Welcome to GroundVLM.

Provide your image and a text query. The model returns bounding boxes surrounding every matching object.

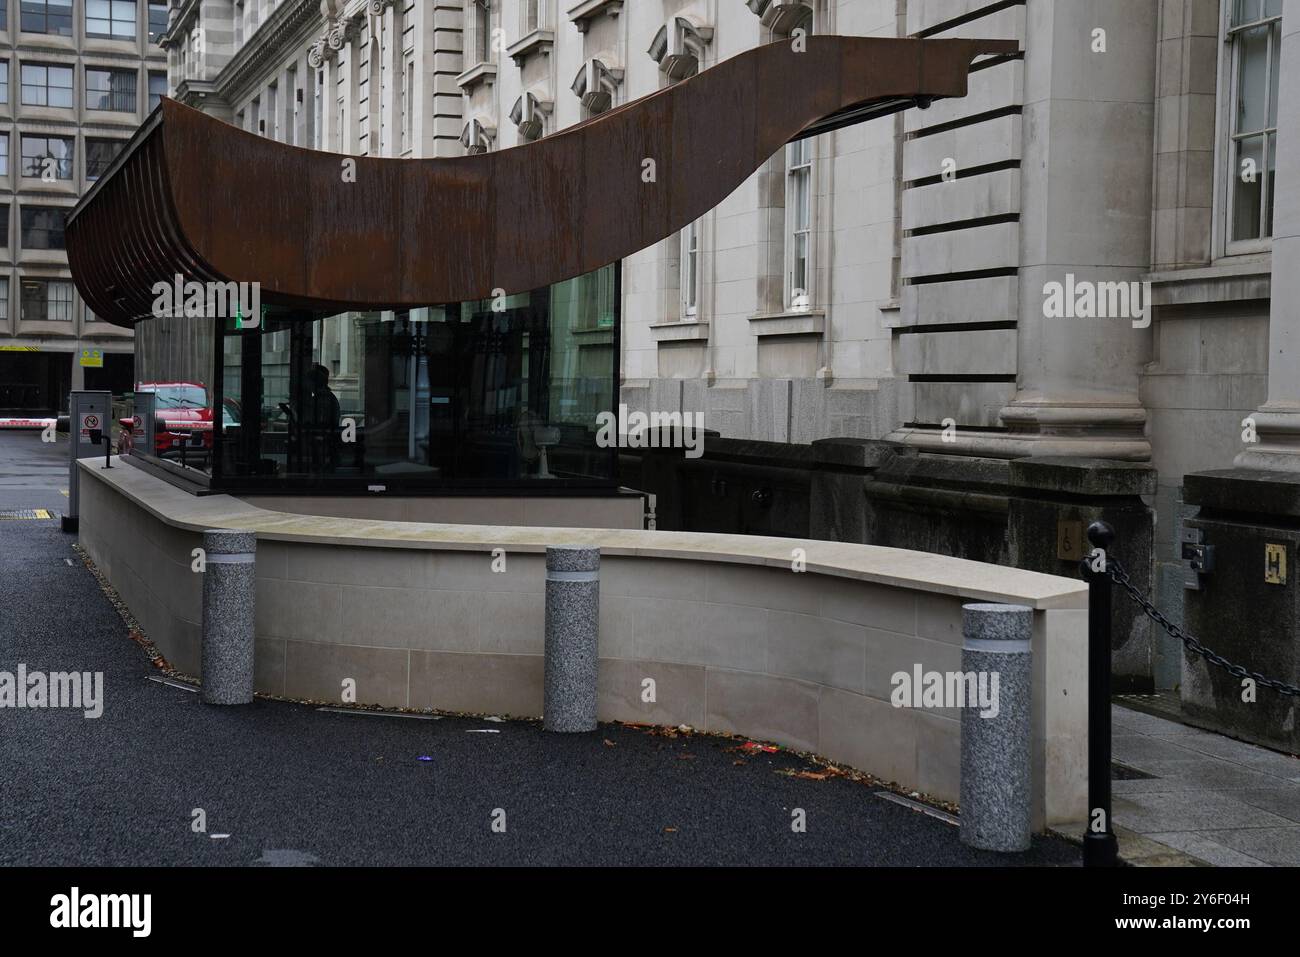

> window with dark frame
[85,137,125,181]
[86,0,137,39]
[20,0,73,36]
[20,62,73,107]
[20,204,66,249]
[148,1,167,43]
[20,278,74,320]
[148,71,165,110]
[86,67,137,112]
[20,134,73,179]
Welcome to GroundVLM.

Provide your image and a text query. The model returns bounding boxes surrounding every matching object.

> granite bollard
[543,545,599,732]
[200,528,257,705]
[959,602,1032,852]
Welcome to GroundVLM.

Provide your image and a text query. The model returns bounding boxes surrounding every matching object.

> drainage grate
[0,509,53,520]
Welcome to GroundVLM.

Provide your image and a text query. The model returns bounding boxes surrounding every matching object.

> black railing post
[1082,520,1119,867]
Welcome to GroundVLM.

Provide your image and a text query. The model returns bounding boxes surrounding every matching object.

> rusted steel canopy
[68,35,1017,328]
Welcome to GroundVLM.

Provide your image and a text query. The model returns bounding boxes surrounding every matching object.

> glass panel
[1233,134,1266,241]
[1232,0,1262,26]
[129,314,217,473]
[1265,0,1282,16]
[1265,131,1277,238]
[791,233,808,303]
[1269,22,1280,128]
[208,265,619,487]
[1236,24,1270,135]
[794,168,810,230]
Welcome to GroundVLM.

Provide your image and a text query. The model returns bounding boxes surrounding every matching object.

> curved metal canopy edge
[67,35,1018,328]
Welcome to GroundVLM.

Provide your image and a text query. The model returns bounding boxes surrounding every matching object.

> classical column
[1237,0,1300,470]
[997,0,1158,461]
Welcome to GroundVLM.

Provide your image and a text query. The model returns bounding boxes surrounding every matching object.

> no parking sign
[79,412,102,444]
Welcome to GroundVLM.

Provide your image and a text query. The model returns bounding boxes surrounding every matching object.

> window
[86,0,137,39]
[0,206,7,246]
[1224,0,1283,247]
[286,66,297,146]
[400,54,413,152]
[21,279,74,320]
[473,0,491,64]
[86,67,137,111]
[786,138,813,310]
[681,220,699,319]
[148,71,165,110]
[148,1,167,43]
[0,61,7,104]
[0,2,6,31]
[85,137,124,180]
[268,81,278,141]
[21,205,66,249]
[313,70,323,150]
[0,281,8,320]
[21,135,73,180]
[0,134,8,177]
[358,25,370,152]
[523,0,542,33]
[20,63,73,107]
[21,0,73,35]
[234,0,243,46]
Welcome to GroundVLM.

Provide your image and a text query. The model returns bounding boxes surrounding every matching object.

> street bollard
[959,602,1033,852]
[200,529,257,705]
[543,545,599,732]
[1081,521,1119,866]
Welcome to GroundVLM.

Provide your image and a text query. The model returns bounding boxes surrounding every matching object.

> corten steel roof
[67,35,1018,329]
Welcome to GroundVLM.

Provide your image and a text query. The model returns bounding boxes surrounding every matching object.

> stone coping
[82,458,1089,610]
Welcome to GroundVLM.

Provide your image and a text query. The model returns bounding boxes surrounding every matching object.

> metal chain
[1105,557,1300,698]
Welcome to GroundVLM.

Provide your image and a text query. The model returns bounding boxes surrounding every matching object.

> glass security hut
[124,271,618,492]
[66,36,1010,495]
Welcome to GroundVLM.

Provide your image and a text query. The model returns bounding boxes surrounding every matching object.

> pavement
[0,429,1082,866]
[1112,705,1300,866]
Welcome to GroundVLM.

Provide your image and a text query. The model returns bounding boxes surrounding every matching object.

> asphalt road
[0,428,1081,866]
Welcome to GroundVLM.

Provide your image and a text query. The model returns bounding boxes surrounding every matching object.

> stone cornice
[161,0,200,48]
[218,0,323,102]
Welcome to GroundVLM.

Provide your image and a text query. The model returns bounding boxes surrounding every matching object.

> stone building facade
[0,0,167,417]
[161,0,1299,695]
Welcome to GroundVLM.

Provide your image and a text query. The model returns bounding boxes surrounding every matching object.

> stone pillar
[1238,0,1300,470]
[543,545,599,732]
[959,603,1033,852]
[997,0,1158,460]
[200,529,257,705]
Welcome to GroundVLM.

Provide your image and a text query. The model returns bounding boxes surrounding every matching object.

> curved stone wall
[78,458,1088,829]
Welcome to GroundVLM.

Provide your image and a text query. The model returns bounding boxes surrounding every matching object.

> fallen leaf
[664,827,677,833]
[603,739,616,747]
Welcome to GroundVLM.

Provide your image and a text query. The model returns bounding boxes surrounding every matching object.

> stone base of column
[1180,468,1300,754]
[1234,408,1300,471]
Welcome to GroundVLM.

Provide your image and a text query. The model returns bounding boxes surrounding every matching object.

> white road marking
[316,707,442,720]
